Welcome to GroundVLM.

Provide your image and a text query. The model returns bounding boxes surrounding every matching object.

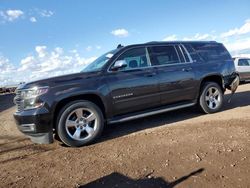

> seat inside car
[129,60,138,68]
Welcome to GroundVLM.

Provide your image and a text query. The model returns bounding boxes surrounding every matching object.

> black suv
[14,41,239,147]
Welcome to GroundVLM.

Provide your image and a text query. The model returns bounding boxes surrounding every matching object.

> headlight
[21,86,49,110]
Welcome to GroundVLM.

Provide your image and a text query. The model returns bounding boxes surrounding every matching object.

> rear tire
[56,100,104,147]
[199,82,224,114]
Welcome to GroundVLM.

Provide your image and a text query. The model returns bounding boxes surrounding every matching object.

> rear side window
[184,44,203,62]
[238,59,250,66]
[191,43,231,62]
[148,46,180,66]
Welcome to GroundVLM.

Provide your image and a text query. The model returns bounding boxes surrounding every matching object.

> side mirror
[111,60,127,71]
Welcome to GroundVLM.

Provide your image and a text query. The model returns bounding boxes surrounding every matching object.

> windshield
[81,49,118,72]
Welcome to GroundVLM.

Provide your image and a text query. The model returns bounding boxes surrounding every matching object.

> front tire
[199,82,224,114]
[56,100,104,147]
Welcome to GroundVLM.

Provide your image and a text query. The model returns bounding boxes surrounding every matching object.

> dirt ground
[0,84,250,188]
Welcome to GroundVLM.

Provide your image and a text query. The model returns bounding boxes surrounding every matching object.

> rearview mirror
[111,60,127,71]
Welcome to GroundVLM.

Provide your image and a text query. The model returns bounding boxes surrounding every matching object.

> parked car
[13,41,239,147]
[233,57,250,82]
[0,87,6,94]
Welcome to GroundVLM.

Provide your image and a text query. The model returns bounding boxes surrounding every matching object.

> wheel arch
[200,74,224,92]
[53,93,106,129]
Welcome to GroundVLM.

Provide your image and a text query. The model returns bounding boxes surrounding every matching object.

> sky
[1,0,250,86]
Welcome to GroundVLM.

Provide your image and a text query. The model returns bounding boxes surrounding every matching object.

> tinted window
[113,47,149,71]
[184,44,203,62]
[149,46,180,66]
[82,49,118,72]
[238,59,250,66]
[191,43,231,61]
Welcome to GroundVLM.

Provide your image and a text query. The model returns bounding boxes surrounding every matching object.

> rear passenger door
[148,45,198,105]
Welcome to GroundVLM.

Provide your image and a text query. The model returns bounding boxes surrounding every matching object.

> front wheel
[56,100,104,147]
[199,82,224,114]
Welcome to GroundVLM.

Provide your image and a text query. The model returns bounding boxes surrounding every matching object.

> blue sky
[1,0,250,86]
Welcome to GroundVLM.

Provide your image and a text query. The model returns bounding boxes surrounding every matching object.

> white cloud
[0,56,15,73]
[0,8,54,24]
[39,10,54,17]
[0,56,17,86]
[111,28,129,37]
[162,19,250,54]
[30,17,37,23]
[183,33,215,41]
[224,38,250,54]
[0,46,97,86]
[0,9,24,22]
[221,19,250,38]
[35,46,47,58]
[163,34,177,41]
[86,46,93,51]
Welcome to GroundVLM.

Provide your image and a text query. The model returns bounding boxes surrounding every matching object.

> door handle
[182,67,192,72]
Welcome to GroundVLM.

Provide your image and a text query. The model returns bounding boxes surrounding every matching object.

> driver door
[105,47,160,116]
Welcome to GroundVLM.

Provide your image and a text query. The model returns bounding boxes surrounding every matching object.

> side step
[108,102,196,124]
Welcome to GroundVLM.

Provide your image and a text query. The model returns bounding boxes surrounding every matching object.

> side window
[184,44,203,62]
[238,59,250,66]
[113,47,149,71]
[191,43,231,62]
[148,45,180,66]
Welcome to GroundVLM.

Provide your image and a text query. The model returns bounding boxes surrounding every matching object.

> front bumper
[13,107,53,144]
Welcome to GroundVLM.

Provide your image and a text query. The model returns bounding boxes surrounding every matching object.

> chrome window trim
[173,45,182,63]
[181,44,195,63]
[145,47,152,66]
[107,44,194,73]
[180,44,193,62]
[177,45,187,62]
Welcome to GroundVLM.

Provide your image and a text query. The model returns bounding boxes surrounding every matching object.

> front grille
[14,90,24,112]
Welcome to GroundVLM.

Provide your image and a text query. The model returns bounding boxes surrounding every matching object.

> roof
[123,41,218,48]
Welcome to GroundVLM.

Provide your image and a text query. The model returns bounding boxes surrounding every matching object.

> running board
[108,102,196,124]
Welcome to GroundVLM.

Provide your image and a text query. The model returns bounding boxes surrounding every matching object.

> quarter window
[112,47,150,71]
[191,43,231,61]
[148,46,180,66]
[238,59,250,66]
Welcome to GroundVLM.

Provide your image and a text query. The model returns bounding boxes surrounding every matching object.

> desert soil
[0,84,250,188]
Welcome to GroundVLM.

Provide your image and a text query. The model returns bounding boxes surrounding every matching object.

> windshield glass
[81,49,118,72]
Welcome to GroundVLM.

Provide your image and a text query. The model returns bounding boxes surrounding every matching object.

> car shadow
[80,168,204,188]
[0,94,15,112]
[94,90,250,145]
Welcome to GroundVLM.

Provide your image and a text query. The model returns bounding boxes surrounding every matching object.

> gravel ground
[0,84,249,188]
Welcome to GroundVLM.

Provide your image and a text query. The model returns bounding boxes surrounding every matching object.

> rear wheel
[56,100,104,147]
[199,82,224,114]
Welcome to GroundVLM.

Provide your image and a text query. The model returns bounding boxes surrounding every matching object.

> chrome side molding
[109,102,196,124]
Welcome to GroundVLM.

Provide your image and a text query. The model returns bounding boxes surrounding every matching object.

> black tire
[199,82,224,114]
[56,100,104,147]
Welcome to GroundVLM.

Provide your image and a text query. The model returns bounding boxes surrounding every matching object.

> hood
[18,71,101,90]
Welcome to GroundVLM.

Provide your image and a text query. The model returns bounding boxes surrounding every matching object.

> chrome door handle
[182,67,192,72]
